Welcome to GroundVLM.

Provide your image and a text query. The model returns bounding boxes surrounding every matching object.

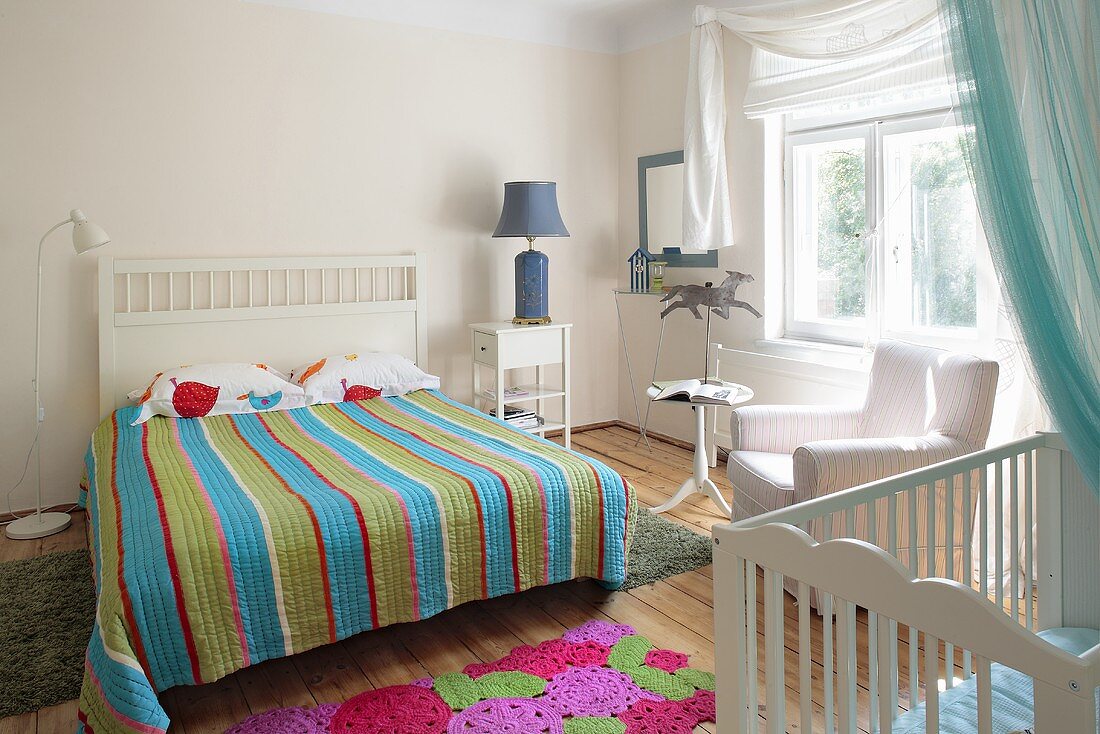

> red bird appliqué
[170,378,220,418]
[341,378,382,402]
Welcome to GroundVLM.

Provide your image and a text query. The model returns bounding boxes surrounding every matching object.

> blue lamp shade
[492,182,569,324]
[492,182,570,238]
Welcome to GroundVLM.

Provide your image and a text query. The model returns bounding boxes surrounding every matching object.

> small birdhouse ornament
[627,247,656,292]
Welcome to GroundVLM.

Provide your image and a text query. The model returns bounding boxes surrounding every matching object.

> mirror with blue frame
[638,150,717,268]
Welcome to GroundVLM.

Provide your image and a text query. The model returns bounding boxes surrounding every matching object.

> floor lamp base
[5,511,71,540]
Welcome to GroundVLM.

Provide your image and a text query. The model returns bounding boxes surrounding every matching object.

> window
[784,108,995,347]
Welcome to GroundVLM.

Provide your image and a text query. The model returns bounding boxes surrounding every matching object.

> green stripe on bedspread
[76,390,636,733]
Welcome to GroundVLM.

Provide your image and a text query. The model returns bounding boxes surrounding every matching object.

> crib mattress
[891,627,1099,734]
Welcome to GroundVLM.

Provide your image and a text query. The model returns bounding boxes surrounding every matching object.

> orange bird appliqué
[297,358,327,385]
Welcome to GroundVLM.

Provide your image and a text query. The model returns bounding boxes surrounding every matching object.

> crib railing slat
[764,569,785,734]
[865,499,877,547]
[925,482,935,577]
[923,634,939,734]
[868,610,879,729]
[1010,456,1020,622]
[1024,451,1034,631]
[995,459,1004,608]
[962,468,974,678]
[823,515,835,734]
[907,489,919,708]
[798,581,812,733]
[944,474,956,688]
[979,464,988,601]
[746,561,757,727]
[976,656,992,734]
[876,617,896,734]
[837,599,857,734]
[731,555,749,733]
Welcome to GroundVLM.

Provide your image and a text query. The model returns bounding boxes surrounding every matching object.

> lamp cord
[2,427,39,525]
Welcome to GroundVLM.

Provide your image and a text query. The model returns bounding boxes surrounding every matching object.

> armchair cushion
[792,434,968,505]
[730,405,860,455]
[728,451,795,521]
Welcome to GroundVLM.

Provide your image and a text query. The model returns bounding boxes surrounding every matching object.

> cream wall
[0,0,621,510]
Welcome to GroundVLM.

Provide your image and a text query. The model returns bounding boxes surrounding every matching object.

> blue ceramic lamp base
[513,247,551,325]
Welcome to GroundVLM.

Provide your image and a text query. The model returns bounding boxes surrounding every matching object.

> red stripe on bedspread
[109,413,154,681]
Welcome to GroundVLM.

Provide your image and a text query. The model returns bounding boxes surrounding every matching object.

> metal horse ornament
[659,271,763,320]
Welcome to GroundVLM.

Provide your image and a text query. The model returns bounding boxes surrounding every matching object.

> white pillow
[288,352,440,404]
[129,363,307,425]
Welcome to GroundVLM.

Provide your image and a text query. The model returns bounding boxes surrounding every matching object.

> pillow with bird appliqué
[128,363,307,425]
[288,352,440,405]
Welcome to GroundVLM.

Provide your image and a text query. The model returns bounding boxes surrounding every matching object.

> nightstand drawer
[473,331,498,366]
[497,329,562,369]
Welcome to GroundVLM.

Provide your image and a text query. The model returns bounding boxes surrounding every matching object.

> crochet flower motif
[543,666,661,718]
[463,640,612,681]
[643,649,689,674]
[563,620,637,647]
[226,703,337,734]
[616,699,697,734]
[615,690,715,734]
[566,640,611,667]
[448,697,564,734]
[331,685,451,734]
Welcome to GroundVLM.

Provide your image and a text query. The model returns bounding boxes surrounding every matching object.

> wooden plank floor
[0,425,976,733]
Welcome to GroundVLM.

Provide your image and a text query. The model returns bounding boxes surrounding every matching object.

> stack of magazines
[489,405,544,430]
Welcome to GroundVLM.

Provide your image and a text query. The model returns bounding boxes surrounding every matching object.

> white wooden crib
[713,432,1100,733]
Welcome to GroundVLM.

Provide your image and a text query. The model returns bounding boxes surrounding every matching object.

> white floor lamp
[6,209,110,540]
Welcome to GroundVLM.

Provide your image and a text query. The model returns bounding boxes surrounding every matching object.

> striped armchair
[728,340,999,529]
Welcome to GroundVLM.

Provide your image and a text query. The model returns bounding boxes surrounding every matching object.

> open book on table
[651,378,747,406]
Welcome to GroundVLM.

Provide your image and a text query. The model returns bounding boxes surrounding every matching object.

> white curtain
[683,0,945,250]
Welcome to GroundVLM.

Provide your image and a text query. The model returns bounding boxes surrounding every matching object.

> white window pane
[792,138,867,327]
[884,126,980,332]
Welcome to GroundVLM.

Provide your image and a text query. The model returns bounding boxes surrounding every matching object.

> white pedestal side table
[646,382,753,518]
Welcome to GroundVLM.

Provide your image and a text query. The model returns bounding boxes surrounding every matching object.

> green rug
[621,510,712,590]
[0,549,95,718]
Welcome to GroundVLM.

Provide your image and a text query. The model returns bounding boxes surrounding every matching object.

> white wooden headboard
[98,254,427,417]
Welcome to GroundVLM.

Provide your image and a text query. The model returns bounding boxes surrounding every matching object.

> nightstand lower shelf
[479,384,567,404]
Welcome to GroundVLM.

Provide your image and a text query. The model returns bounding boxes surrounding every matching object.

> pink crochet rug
[225,620,716,734]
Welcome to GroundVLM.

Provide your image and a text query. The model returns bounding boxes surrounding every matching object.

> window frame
[782,105,996,351]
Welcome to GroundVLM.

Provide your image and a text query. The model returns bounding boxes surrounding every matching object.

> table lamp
[6,209,110,540]
[492,181,569,325]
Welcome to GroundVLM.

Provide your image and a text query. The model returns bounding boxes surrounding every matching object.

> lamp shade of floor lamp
[6,209,111,540]
[492,182,569,325]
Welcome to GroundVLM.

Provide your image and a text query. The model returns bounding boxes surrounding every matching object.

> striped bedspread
[76,390,636,733]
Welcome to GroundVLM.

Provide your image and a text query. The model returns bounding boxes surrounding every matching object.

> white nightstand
[470,321,572,449]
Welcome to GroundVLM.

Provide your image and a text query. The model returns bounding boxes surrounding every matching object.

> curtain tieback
[693,5,718,26]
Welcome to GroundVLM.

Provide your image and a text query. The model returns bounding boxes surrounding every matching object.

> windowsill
[752,337,872,372]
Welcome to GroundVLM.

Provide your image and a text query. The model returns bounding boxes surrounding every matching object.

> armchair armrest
[793,434,968,505]
[730,405,860,454]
